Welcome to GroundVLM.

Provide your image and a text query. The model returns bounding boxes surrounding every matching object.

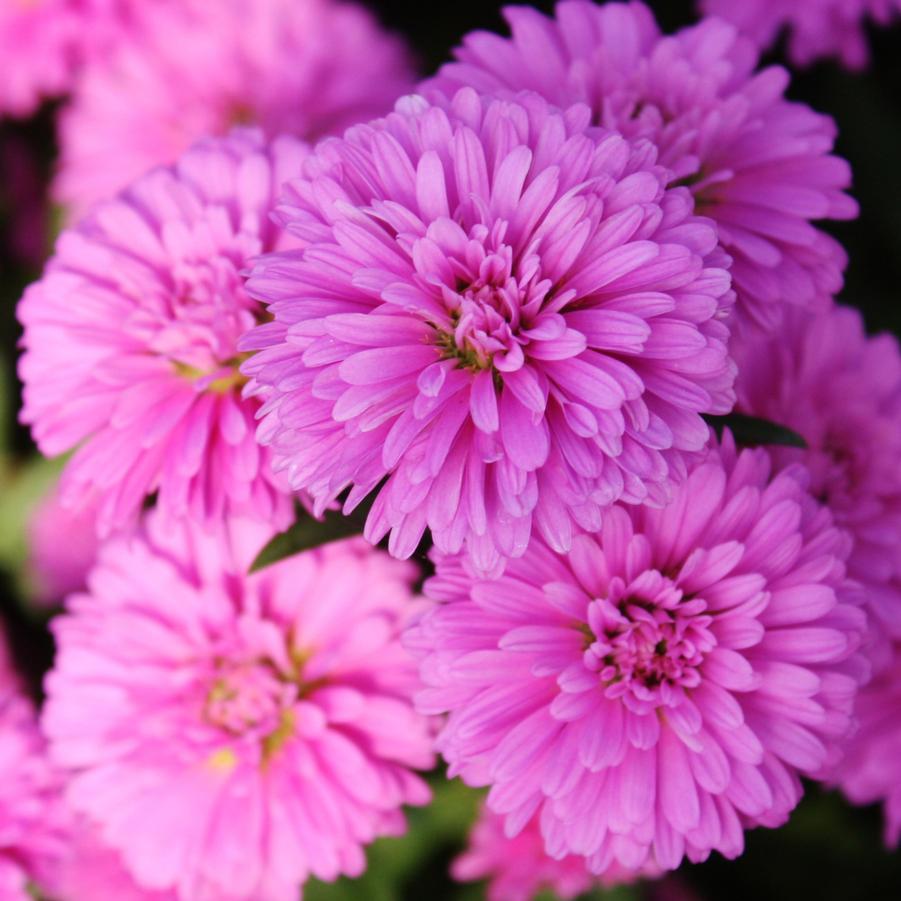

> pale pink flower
[426,1,857,332]
[19,130,306,535]
[55,0,415,218]
[43,514,433,901]
[700,0,901,69]
[242,88,735,575]
[734,303,901,670]
[454,804,658,901]
[406,436,867,873]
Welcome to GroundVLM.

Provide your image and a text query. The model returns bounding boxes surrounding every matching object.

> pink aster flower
[829,649,901,846]
[406,436,868,873]
[19,129,306,534]
[0,0,77,117]
[42,514,434,901]
[454,804,658,901]
[734,304,901,670]
[54,0,415,218]
[242,88,735,575]
[426,1,857,332]
[699,0,901,69]
[27,481,99,606]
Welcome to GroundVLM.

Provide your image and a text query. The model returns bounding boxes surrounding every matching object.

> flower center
[204,660,297,738]
[584,576,715,710]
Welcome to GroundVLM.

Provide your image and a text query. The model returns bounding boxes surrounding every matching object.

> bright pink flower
[242,89,735,575]
[734,304,901,670]
[27,481,99,606]
[0,0,77,117]
[699,0,901,69]
[830,649,901,846]
[426,1,857,332]
[43,514,433,901]
[20,130,305,535]
[54,0,415,218]
[406,436,867,873]
[454,804,657,901]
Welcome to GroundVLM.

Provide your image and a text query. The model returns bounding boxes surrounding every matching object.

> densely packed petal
[454,803,658,901]
[242,88,735,574]
[734,303,901,669]
[20,129,306,534]
[699,0,901,69]
[43,515,434,901]
[426,1,857,332]
[54,0,415,217]
[406,436,868,873]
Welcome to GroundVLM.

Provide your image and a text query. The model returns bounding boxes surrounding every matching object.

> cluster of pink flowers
[6,0,901,899]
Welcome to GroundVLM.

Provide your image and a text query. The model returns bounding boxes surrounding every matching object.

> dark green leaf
[703,413,807,449]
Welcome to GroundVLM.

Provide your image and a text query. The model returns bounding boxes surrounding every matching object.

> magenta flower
[0,0,77,117]
[454,804,658,901]
[19,130,305,534]
[242,89,735,575]
[699,0,901,69]
[43,513,433,901]
[734,304,901,670]
[829,650,901,846]
[406,436,867,873]
[426,1,857,332]
[54,0,415,218]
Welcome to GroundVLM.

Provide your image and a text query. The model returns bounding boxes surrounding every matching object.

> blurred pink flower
[55,0,415,218]
[734,304,901,670]
[20,130,305,535]
[454,804,658,901]
[426,1,857,332]
[27,482,99,606]
[406,436,868,873]
[242,88,735,575]
[699,0,901,69]
[43,514,433,901]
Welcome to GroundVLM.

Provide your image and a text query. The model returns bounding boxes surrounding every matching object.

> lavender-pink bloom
[406,436,867,873]
[243,89,735,574]
[20,130,305,534]
[734,303,901,670]
[43,514,433,901]
[55,0,415,218]
[426,1,857,332]
[700,0,901,69]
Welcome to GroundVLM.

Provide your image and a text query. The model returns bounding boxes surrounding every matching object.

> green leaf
[703,412,807,449]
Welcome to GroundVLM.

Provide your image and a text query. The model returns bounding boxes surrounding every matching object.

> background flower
[243,88,734,575]
[43,514,434,901]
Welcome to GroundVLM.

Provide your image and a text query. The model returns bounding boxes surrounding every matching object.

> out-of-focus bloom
[20,130,306,535]
[242,88,735,575]
[830,650,901,846]
[0,646,67,900]
[0,0,76,117]
[426,1,857,332]
[27,481,99,606]
[454,804,657,901]
[734,304,901,669]
[699,0,901,69]
[406,437,867,873]
[55,0,415,217]
[43,514,433,901]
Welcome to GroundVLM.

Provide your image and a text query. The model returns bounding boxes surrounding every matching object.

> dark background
[1,1,900,898]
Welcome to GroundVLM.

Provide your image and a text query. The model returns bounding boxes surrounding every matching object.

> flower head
[243,88,735,575]
[699,0,901,69]
[20,129,306,534]
[454,804,657,901]
[406,436,867,873]
[734,304,901,669]
[55,0,415,217]
[426,1,857,332]
[43,514,433,901]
